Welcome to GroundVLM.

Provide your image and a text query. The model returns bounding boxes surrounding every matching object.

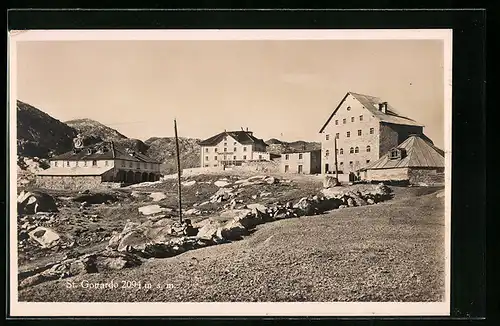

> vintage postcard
[8,29,452,316]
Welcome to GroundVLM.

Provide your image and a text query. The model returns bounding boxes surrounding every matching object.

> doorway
[298,165,303,174]
[324,163,329,173]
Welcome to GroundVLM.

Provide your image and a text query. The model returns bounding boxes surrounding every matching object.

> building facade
[280,150,321,174]
[199,129,269,167]
[319,92,424,175]
[36,140,162,190]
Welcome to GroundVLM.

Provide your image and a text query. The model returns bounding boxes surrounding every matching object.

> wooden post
[174,119,183,224]
[334,136,339,180]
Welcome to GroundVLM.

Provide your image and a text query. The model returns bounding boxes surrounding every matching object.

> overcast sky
[16,40,445,148]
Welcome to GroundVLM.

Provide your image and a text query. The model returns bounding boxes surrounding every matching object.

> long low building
[36,140,162,190]
[359,134,444,185]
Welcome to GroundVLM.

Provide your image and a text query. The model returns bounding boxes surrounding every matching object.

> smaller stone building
[36,140,162,190]
[359,135,444,185]
[280,150,321,175]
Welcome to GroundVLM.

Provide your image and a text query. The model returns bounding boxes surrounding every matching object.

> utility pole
[174,119,183,224]
[334,136,339,181]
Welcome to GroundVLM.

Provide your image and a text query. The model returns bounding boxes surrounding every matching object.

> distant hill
[145,137,201,174]
[266,138,321,155]
[17,100,78,158]
[65,118,149,154]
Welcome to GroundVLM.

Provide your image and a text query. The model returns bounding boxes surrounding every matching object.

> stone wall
[230,160,280,174]
[408,168,445,185]
[36,175,103,191]
[364,168,409,182]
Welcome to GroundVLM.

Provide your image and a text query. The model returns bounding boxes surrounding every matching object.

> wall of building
[364,168,409,181]
[320,94,381,174]
[201,134,255,167]
[280,152,315,174]
[51,159,160,172]
[408,168,445,185]
[252,151,270,161]
[379,123,424,157]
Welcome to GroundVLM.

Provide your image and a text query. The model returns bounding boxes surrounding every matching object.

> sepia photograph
[8,29,452,316]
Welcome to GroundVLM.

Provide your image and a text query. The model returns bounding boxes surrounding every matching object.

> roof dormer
[389,147,406,160]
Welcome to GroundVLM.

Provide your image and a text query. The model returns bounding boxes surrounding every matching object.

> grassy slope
[18,186,444,302]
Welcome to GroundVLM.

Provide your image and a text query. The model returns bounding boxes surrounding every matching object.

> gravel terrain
[18,186,445,302]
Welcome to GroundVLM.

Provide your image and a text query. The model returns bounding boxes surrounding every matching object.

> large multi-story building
[36,138,162,189]
[318,91,425,175]
[198,129,269,167]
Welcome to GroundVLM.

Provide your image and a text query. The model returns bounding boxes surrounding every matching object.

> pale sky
[16,40,445,148]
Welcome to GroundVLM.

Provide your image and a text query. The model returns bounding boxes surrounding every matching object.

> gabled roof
[199,130,268,147]
[319,91,423,133]
[51,141,160,163]
[361,135,445,170]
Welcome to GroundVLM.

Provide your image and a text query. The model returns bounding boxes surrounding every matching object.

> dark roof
[319,91,423,133]
[361,135,445,171]
[199,130,268,147]
[51,141,160,164]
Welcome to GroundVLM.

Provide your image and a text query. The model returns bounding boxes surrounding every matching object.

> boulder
[28,226,60,248]
[17,191,58,215]
[214,180,231,188]
[367,198,375,205]
[246,203,267,214]
[265,176,276,184]
[149,192,167,202]
[73,192,118,205]
[117,231,149,252]
[93,250,142,271]
[260,192,272,198]
[184,208,201,216]
[138,204,169,216]
[225,209,262,230]
[197,220,222,240]
[181,180,197,187]
[323,175,339,188]
[347,198,355,207]
[217,220,247,241]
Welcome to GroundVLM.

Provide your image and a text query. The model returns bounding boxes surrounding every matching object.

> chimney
[246,127,248,132]
[378,102,388,113]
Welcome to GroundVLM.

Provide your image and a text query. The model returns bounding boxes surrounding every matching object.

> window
[92,160,97,166]
[223,136,227,141]
[340,162,344,167]
[259,155,262,160]
[224,148,227,152]
[285,154,289,160]
[351,117,355,122]
[215,148,218,152]
[84,161,88,167]
[298,153,303,159]
[214,156,217,160]
[121,161,125,167]
[298,165,303,173]
[233,147,237,152]
[224,142,227,146]
[370,127,374,134]
[243,155,247,160]
[349,161,353,166]
[359,115,363,121]
[335,149,338,155]
[346,131,350,137]
[366,145,371,152]
[284,165,289,172]
[205,148,208,153]
[340,148,343,155]
[224,155,227,160]
[366,160,371,164]
[54,161,58,167]
[325,150,329,157]
[205,164,209,167]
[205,156,209,161]
[335,120,338,125]
[129,161,133,167]
[347,106,351,111]
[335,133,339,139]
[350,147,354,154]
[233,156,237,160]
[358,130,362,136]
[105,161,109,166]
[355,147,359,153]
[326,134,330,140]
[243,147,247,152]
[233,142,237,145]
[343,118,346,124]
[66,161,70,167]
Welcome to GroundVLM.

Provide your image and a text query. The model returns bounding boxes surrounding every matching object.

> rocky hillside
[65,118,149,154]
[266,138,321,155]
[17,100,78,158]
[144,137,201,174]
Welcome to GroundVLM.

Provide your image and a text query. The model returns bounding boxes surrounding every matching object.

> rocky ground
[16,172,445,302]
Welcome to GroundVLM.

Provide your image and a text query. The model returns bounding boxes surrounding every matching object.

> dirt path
[18,188,445,302]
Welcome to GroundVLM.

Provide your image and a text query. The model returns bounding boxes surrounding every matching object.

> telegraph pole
[174,119,183,224]
[334,136,339,181]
